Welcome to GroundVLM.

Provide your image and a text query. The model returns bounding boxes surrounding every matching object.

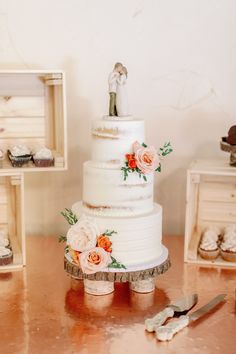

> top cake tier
[91,116,145,168]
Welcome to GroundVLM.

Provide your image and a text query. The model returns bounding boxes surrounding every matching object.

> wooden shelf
[0,172,25,271]
[0,70,67,172]
[184,158,236,267]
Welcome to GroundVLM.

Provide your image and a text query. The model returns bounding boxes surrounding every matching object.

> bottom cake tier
[72,202,163,268]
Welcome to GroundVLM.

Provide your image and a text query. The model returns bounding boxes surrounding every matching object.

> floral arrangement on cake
[59,208,126,274]
[121,141,173,181]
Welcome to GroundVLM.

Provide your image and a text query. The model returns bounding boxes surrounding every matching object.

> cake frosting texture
[83,161,153,216]
[91,117,145,167]
[74,115,163,269]
[72,202,162,267]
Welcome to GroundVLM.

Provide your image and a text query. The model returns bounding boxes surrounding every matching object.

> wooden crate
[0,172,25,271]
[0,70,67,171]
[184,159,236,267]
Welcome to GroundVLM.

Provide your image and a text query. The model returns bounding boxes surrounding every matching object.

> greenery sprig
[58,235,67,243]
[61,208,78,225]
[159,142,173,157]
[121,163,147,181]
[103,230,117,237]
[108,256,126,269]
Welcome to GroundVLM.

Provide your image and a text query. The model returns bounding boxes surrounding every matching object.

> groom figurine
[108,62,123,116]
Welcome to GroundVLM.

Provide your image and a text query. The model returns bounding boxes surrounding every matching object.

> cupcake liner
[198,247,220,260]
[220,249,236,262]
[33,158,54,167]
[8,150,32,167]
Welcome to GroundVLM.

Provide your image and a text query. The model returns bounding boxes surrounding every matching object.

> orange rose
[125,153,137,169]
[97,235,112,253]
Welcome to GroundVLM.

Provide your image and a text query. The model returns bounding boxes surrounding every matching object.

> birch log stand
[64,246,170,295]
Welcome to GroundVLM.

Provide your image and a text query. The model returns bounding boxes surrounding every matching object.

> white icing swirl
[224,231,236,242]
[10,144,30,156]
[0,247,11,257]
[0,238,9,247]
[202,229,219,243]
[221,238,236,252]
[34,147,53,160]
[0,149,4,159]
[200,239,218,251]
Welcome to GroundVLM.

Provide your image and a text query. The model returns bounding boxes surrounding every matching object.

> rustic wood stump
[129,277,155,293]
[84,279,114,295]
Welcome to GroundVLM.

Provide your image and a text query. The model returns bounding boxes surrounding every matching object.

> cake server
[145,293,198,332]
[155,293,226,341]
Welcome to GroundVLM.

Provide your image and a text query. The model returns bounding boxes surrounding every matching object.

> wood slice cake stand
[220,140,236,166]
[64,246,170,295]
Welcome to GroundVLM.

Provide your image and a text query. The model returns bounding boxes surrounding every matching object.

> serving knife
[145,293,198,332]
[155,293,226,341]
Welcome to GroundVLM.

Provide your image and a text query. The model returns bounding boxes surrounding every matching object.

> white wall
[0,0,235,236]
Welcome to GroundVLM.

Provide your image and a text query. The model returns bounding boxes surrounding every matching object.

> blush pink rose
[79,247,112,274]
[66,215,99,252]
[133,141,159,174]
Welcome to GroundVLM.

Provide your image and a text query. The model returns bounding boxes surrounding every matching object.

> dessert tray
[64,245,170,282]
[220,140,236,166]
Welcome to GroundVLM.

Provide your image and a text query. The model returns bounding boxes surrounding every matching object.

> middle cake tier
[83,161,154,217]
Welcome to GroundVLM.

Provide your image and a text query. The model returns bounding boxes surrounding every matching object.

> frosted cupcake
[8,144,32,167]
[33,147,54,167]
[220,231,236,262]
[198,227,220,260]
[0,246,13,266]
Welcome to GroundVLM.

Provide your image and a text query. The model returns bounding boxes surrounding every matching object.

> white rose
[66,215,99,252]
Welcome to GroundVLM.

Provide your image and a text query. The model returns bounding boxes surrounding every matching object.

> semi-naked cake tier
[72,202,163,267]
[91,116,144,167]
[83,161,153,216]
[67,115,167,273]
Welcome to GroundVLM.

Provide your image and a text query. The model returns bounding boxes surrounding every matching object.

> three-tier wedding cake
[63,64,171,294]
[72,116,164,268]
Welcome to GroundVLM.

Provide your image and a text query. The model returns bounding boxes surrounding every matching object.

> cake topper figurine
[108,62,129,117]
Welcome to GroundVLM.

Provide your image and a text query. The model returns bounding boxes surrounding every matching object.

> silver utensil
[156,294,226,341]
[145,293,198,332]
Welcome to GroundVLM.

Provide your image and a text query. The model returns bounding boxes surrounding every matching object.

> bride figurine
[116,66,129,117]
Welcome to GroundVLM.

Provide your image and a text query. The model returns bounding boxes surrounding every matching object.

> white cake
[72,115,163,269]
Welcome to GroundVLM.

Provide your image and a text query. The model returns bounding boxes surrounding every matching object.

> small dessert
[226,126,236,145]
[33,147,54,167]
[8,144,32,167]
[0,247,13,266]
[198,227,220,260]
[220,231,236,262]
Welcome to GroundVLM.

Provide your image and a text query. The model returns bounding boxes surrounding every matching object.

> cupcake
[220,231,236,262]
[33,147,54,167]
[198,227,220,260]
[8,144,32,167]
[0,247,13,266]
[226,126,236,145]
